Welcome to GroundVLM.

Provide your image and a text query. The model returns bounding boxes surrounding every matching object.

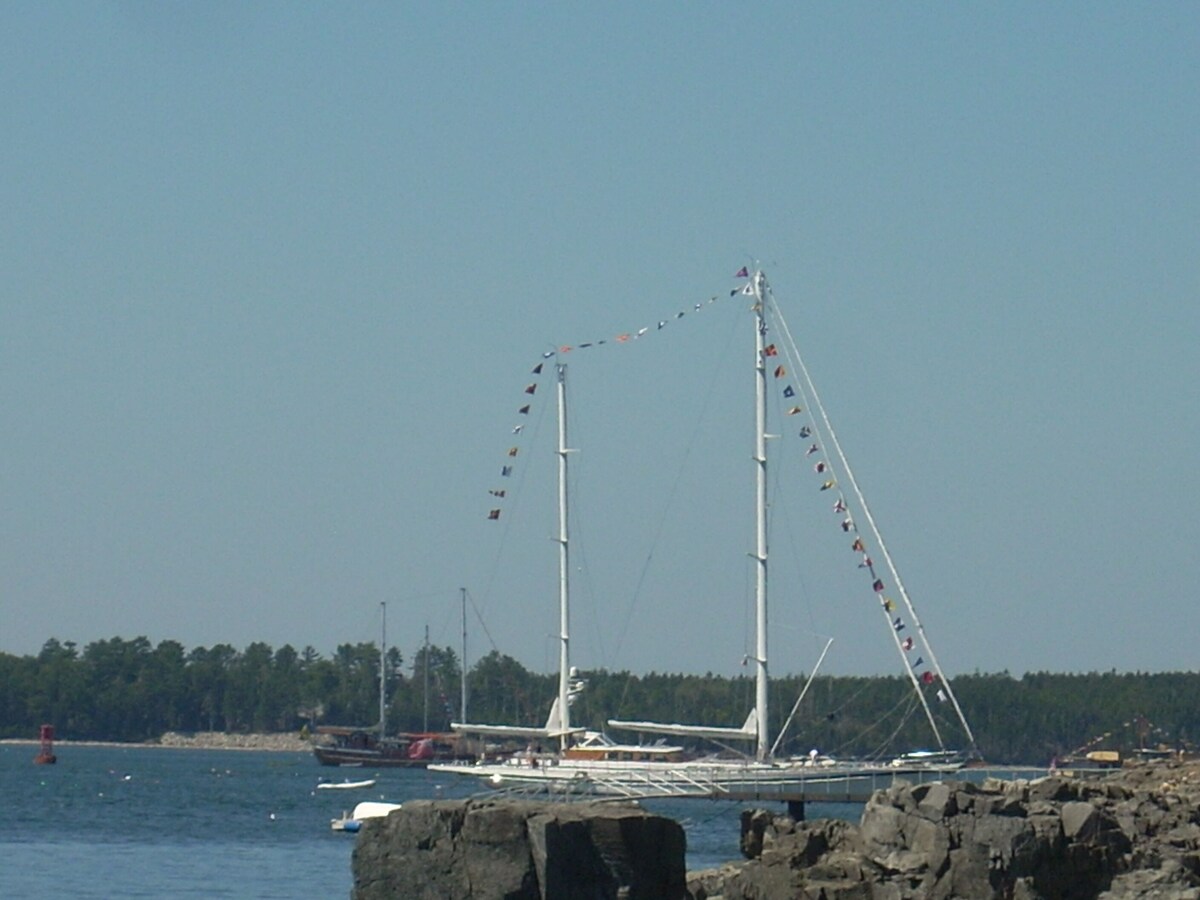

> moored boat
[431,268,977,796]
[316,777,377,790]
[312,602,477,768]
[330,800,402,833]
[313,726,472,768]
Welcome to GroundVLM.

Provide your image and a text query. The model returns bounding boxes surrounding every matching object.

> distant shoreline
[0,731,310,753]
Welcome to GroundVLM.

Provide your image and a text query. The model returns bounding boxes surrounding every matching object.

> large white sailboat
[429,269,976,796]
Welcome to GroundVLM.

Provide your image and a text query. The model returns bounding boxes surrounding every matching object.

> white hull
[427,755,952,797]
[316,778,377,790]
[330,800,401,832]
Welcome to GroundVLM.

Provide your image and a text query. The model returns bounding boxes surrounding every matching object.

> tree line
[2,636,1197,765]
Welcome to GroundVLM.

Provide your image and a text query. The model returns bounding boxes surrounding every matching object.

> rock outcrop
[352,797,688,900]
[690,760,1200,900]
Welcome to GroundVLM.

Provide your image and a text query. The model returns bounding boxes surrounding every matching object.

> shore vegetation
[1,637,1196,764]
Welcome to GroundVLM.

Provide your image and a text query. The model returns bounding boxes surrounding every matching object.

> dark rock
[687,864,739,900]
[858,802,907,858]
[701,761,1200,899]
[353,801,534,900]
[739,808,771,860]
[1061,800,1103,841]
[352,798,686,900]
[911,781,956,820]
[1029,776,1081,804]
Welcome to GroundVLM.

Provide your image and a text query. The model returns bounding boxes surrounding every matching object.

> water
[0,744,861,897]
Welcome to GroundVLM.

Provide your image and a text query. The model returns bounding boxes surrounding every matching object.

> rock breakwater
[157,731,309,751]
[350,762,1200,899]
[693,759,1200,899]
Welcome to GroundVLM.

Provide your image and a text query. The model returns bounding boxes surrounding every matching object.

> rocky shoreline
[689,758,1200,899]
[351,760,1200,899]
[0,731,311,752]
[157,731,310,751]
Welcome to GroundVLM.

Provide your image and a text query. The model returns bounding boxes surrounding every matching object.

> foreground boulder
[692,760,1200,899]
[352,797,687,900]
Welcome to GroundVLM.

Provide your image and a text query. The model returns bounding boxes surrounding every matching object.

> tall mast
[555,363,572,750]
[379,601,387,741]
[460,586,468,723]
[751,271,770,762]
[423,623,430,733]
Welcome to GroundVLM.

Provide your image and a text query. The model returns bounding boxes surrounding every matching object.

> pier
[489,764,1063,821]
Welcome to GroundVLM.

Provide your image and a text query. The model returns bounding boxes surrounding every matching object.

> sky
[2,2,1197,680]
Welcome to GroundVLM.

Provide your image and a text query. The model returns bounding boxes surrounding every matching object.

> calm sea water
[0,744,861,897]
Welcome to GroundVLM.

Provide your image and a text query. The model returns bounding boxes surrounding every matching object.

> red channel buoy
[34,723,57,765]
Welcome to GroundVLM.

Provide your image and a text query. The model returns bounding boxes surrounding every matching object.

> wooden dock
[578,765,1062,820]
[482,764,1066,821]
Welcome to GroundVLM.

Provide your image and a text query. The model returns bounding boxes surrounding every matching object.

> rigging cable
[766,290,977,755]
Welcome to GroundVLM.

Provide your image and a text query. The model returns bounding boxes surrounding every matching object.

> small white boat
[330,800,402,832]
[316,778,377,790]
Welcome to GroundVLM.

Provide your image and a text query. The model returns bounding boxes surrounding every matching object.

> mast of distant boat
[379,601,387,742]
[460,586,468,724]
[750,270,771,762]
[555,363,573,750]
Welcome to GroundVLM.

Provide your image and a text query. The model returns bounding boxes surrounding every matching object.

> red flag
[774,365,786,378]
[922,671,936,685]
[873,579,885,592]
[851,538,865,552]
[524,383,537,395]
[735,266,749,278]
[763,344,778,357]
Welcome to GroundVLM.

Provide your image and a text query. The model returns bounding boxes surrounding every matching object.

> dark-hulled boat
[312,726,473,767]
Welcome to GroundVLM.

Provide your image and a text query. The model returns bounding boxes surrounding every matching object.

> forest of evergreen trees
[2,636,1197,765]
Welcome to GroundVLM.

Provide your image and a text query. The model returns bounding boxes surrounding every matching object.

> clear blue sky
[3,2,1197,678]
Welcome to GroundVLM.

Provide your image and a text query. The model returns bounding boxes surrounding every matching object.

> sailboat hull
[314,745,431,768]
[312,729,475,768]
[427,755,956,797]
